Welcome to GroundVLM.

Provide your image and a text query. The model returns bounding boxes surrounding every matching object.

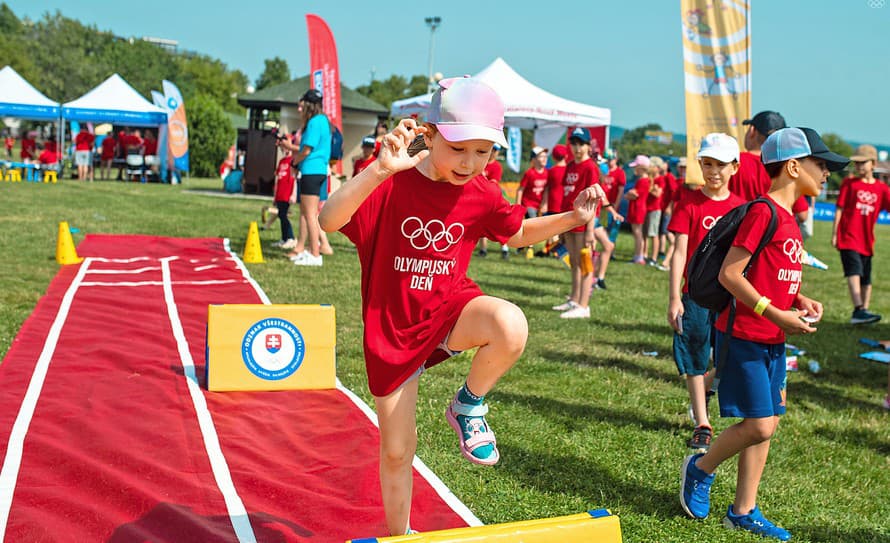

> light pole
[424,16,441,92]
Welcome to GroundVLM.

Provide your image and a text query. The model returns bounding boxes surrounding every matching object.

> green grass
[1,178,889,542]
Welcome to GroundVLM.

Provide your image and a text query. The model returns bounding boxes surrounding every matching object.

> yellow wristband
[753,296,771,316]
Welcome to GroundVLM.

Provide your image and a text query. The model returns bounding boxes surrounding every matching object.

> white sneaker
[552,300,577,311]
[289,251,309,262]
[281,238,297,249]
[271,240,286,248]
[294,252,323,266]
[559,305,590,319]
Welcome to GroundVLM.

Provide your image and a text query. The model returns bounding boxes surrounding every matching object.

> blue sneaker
[680,453,715,519]
[723,505,791,541]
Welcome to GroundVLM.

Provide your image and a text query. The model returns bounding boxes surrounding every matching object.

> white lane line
[0,259,93,542]
[86,267,160,275]
[222,239,483,528]
[159,257,257,543]
[194,265,218,272]
[81,280,244,287]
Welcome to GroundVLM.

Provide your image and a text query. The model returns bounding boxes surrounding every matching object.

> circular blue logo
[241,318,305,380]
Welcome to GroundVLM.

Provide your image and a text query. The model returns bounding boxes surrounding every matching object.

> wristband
[753,296,771,316]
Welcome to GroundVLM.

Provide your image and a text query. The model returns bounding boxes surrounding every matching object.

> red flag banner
[306,14,342,132]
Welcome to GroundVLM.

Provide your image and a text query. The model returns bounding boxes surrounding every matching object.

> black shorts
[840,249,872,285]
[299,174,327,197]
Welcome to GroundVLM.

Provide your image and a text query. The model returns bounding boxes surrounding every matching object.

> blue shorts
[672,294,713,376]
[592,215,601,229]
[659,212,672,236]
[714,331,787,419]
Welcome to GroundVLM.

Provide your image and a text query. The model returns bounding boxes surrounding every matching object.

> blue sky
[7,0,890,143]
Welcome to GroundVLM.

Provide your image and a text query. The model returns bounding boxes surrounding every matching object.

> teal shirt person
[299,114,331,175]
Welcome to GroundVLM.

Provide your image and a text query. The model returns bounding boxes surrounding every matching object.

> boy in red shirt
[832,144,890,324]
[74,126,95,181]
[4,133,13,159]
[100,133,117,180]
[668,133,744,453]
[320,77,604,536]
[20,134,35,163]
[730,111,785,201]
[515,146,549,218]
[352,136,377,177]
[601,151,626,243]
[681,127,847,541]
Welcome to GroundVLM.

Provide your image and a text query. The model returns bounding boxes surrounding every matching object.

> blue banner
[814,201,890,225]
[506,126,521,173]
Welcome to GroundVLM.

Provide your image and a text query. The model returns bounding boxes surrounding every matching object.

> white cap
[697,133,740,163]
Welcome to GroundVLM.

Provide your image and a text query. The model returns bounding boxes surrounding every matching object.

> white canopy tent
[391,58,611,151]
[0,66,61,120]
[62,73,167,126]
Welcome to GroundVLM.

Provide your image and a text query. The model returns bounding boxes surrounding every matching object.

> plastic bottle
[807,360,821,374]
[580,247,594,275]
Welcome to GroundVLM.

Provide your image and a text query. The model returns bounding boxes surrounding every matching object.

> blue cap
[361,136,376,147]
[569,127,591,144]
[761,127,849,172]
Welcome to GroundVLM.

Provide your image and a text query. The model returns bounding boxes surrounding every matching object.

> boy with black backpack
[667,133,745,453]
[680,127,848,541]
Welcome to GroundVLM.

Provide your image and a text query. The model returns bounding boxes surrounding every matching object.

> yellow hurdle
[43,170,58,183]
[5,169,21,182]
[347,509,622,543]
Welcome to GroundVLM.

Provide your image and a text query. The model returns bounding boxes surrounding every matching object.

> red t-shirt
[546,164,566,213]
[518,167,548,209]
[101,137,117,160]
[75,131,95,151]
[20,137,35,160]
[729,152,772,201]
[836,177,890,256]
[647,175,666,212]
[601,166,626,205]
[353,156,376,177]
[715,196,803,344]
[38,149,58,165]
[661,173,679,211]
[561,158,598,231]
[143,138,158,156]
[340,167,524,396]
[4,137,13,150]
[626,176,650,225]
[483,160,503,182]
[274,156,295,202]
[669,190,745,292]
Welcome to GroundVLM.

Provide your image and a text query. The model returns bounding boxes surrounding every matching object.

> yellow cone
[242,221,264,263]
[56,221,84,265]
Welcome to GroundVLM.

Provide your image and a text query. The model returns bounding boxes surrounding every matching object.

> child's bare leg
[374,378,420,536]
[631,224,644,260]
[695,416,778,475]
[734,436,772,515]
[594,227,613,280]
[846,275,864,308]
[449,296,528,395]
[862,283,872,309]
[686,375,710,428]
[564,233,584,304]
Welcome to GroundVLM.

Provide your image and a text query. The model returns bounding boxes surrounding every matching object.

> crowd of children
[311,74,890,540]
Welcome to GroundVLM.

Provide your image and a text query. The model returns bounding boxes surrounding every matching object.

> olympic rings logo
[857,190,878,205]
[401,217,465,252]
[783,238,803,264]
[701,215,722,230]
[867,0,885,9]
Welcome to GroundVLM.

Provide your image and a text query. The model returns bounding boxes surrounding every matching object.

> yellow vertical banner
[681,0,751,184]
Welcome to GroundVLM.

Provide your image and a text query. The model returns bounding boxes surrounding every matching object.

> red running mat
[0,235,476,542]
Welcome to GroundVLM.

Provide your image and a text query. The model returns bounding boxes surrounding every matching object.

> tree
[187,94,234,177]
[355,74,428,114]
[613,123,686,161]
[821,132,855,191]
[255,57,290,91]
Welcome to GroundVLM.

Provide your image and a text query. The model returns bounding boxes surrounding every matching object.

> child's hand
[775,309,817,336]
[377,119,430,178]
[795,295,824,323]
[571,184,606,224]
[625,189,639,201]
[668,298,684,332]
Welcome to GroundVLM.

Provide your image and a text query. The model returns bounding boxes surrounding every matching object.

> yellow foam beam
[347,509,621,543]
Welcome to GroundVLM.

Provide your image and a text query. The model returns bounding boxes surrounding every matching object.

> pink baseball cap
[428,76,508,147]
[628,154,651,168]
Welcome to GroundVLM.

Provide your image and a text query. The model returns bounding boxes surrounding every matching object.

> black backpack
[687,197,778,312]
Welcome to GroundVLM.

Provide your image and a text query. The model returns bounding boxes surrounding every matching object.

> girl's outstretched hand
[571,184,606,225]
[377,119,430,178]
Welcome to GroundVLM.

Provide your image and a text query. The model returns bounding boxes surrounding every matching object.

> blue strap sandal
[445,398,500,465]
